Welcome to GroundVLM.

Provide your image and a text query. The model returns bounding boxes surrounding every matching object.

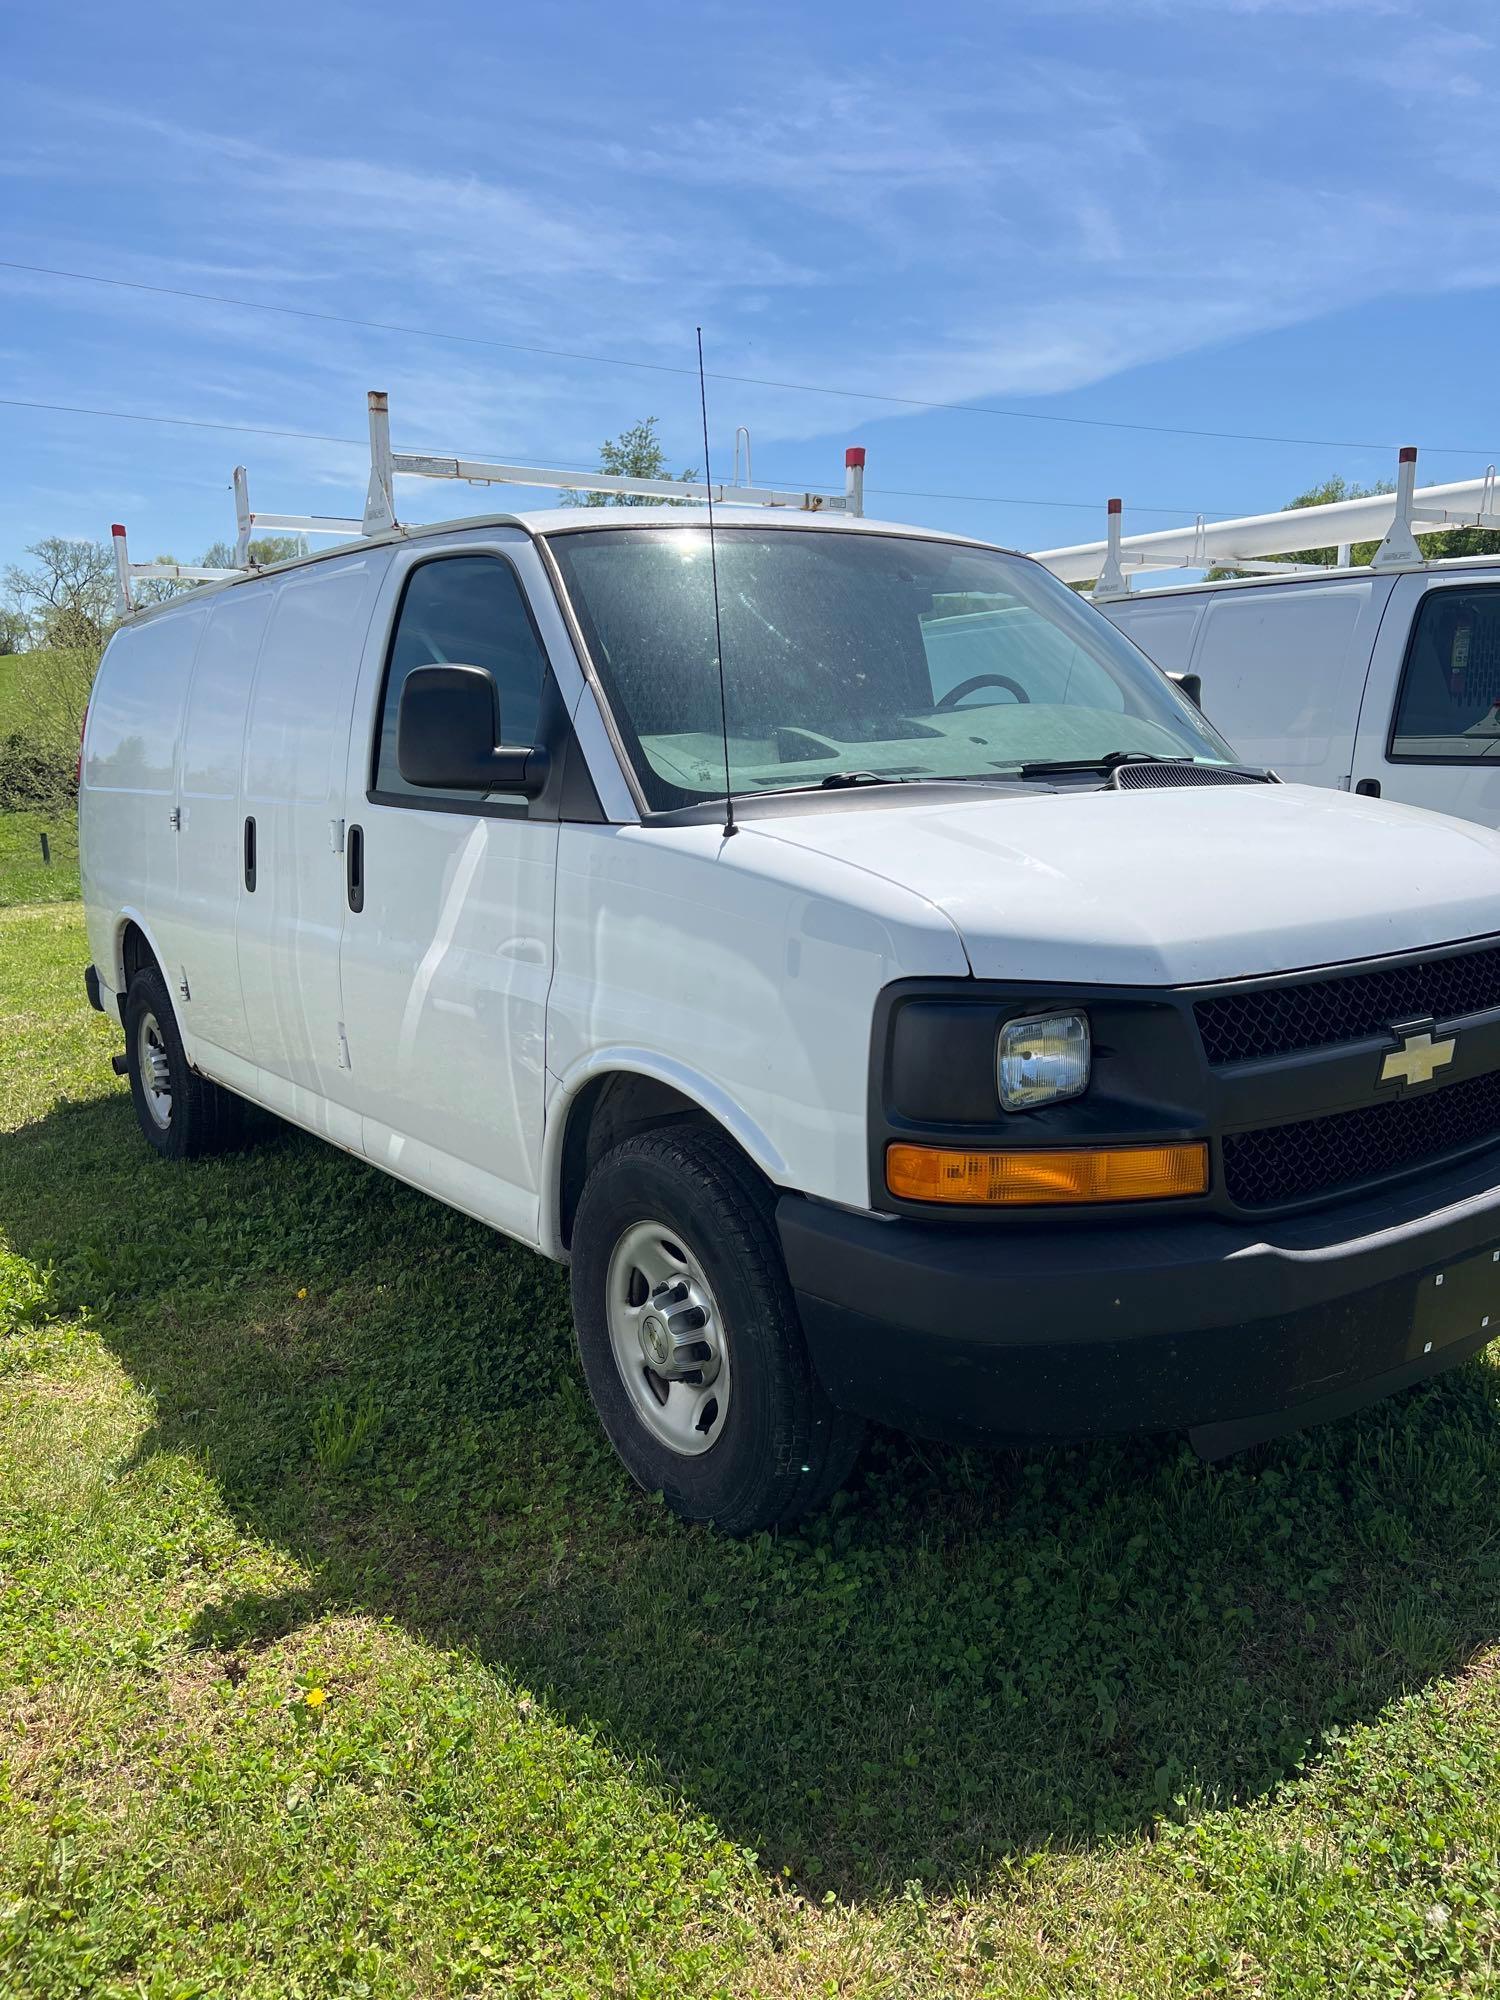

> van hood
[747,781,1500,986]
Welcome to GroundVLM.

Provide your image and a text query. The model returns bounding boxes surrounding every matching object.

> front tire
[123,964,245,1159]
[570,1128,864,1533]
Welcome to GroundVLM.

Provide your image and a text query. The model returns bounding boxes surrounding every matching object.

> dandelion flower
[304,1686,327,1709]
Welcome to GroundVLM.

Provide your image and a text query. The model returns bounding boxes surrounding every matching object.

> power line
[3,257,1496,460]
[0,393,1254,519]
[0,394,359,448]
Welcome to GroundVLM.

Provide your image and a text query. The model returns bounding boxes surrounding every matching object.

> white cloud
[7,16,1500,517]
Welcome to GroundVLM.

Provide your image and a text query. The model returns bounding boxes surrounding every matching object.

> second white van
[1098,559,1500,823]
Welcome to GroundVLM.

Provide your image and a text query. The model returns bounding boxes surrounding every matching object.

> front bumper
[778,1146,1500,1455]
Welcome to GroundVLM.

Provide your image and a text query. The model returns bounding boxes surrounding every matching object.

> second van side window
[1391,587,1500,761]
[374,555,547,804]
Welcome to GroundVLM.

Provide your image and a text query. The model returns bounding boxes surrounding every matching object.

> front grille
[1196,941,1500,1066]
[1223,1068,1500,1207]
[1108,761,1267,790]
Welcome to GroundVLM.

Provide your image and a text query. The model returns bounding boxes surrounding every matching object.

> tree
[4,643,96,810]
[558,417,698,507]
[126,533,309,610]
[4,536,117,653]
[0,607,29,655]
[200,534,307,570]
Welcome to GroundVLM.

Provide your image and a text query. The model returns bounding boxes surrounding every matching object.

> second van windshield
[547,525,1236,810]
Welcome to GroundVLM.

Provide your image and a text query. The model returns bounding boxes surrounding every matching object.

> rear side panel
[80,604,208,999]
[1100,593,1204,676]
[1106,576,1394,788]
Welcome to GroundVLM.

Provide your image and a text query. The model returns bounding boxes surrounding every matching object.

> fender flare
[537,1048,789,1260]
[112,908,198,1058]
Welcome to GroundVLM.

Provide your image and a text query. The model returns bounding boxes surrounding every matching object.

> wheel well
[559,1072,733,1248]
[119,921,156,991]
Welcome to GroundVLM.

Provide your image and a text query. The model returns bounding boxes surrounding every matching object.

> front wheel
[570,1129,864,1534]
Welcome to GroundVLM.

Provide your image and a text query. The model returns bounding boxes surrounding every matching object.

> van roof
[1102,552,1500,605]
[113,504,1023,626]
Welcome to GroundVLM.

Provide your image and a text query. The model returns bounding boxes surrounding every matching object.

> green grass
[5,897,1500,1995]
[0,808,80,906]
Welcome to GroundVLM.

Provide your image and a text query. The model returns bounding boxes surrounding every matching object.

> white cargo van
[1033,453,1500,823]
[1097,562,1500,819]
[80,429,1500,1531]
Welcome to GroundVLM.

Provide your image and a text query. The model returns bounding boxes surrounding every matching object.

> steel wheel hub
[137,1010,173,1129]
[605,1220,731,1456]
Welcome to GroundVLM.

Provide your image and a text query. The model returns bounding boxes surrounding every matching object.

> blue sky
[4,0,1499,579]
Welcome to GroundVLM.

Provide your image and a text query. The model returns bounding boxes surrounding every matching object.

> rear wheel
[570,1128,864,1533]
[123,964,245,1159]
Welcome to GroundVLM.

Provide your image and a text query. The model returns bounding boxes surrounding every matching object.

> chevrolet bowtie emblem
[1379,1022,1456,1089]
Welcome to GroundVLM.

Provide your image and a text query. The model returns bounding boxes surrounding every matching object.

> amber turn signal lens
[886,1141,1209,1206]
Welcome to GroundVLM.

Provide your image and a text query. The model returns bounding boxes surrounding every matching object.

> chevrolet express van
[79,508,1500,1531]
[1098,560,1500,825]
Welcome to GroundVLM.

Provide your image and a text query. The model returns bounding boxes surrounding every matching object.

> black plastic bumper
[778,1148,1500,1454]
[84,962,104,1013]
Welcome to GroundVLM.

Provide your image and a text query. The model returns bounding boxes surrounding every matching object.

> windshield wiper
[1014,751,1194,780]
[816,770,913,788]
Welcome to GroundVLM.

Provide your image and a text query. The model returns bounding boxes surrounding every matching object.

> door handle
[243,815,256,891]
[346,823,364,913]
[1354,778,1381,798]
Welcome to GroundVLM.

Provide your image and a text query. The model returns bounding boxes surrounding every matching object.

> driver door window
[373,554,546,808]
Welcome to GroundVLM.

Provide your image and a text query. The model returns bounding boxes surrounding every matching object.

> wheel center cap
[640,1314,671,1370]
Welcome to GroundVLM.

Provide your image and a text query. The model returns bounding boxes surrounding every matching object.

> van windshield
[547,526,1237,810]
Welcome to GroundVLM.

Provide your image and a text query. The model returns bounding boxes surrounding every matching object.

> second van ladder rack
[1032,446,1500,599]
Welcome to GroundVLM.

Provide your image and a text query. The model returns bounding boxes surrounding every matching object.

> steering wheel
[936,673,1030,709]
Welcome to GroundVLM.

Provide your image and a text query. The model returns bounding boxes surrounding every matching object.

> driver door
[1352,575,1500,826]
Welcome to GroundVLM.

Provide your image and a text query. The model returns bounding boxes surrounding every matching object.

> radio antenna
[696,326,736,839]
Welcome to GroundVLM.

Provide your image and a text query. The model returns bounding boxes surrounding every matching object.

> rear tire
[123,964,246,1159]
[570,1128,864,1533]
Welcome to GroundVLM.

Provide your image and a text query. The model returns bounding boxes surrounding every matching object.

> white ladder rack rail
[231,465,362,566]
[110,525,243,616]
[1032,446,1500,600]
[112,469,365,615]
[359,390,866,534]
[112,390,868,616]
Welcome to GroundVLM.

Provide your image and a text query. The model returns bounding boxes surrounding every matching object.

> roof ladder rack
[111,390,868,616]
[112,468,366,614]
[359,390,866,533]
[110,526,243,617]
[231,466,362,567]
[1033,444,1500,598]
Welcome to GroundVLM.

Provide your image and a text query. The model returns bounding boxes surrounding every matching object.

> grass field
[4,890,1500,1995]
[0,808,79,907]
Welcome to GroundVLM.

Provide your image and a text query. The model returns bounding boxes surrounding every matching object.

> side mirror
[1168,670,1203,709]
[396,664,549,797]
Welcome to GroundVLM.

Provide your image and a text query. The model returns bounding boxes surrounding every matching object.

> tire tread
[571,1125,863,1533]
[124,965,246,1159]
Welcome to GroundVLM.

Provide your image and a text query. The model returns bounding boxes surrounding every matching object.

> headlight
[997,1011,1090,1111]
